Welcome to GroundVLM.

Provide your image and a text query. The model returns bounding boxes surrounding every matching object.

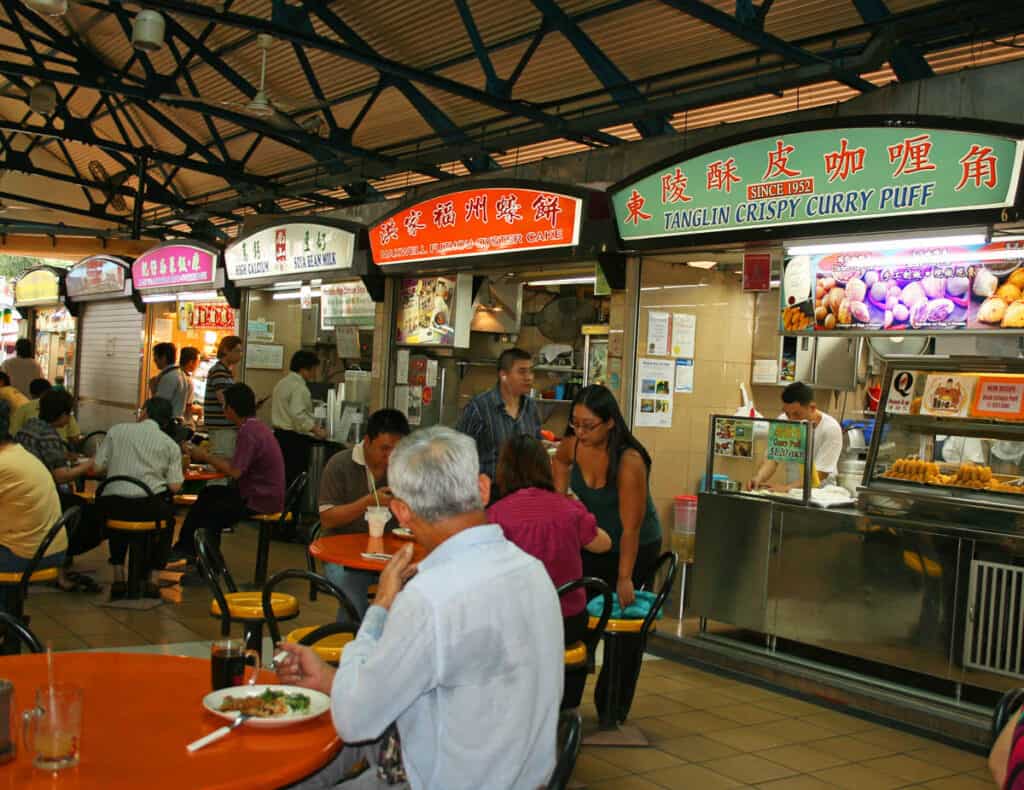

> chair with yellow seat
[585,551,679,746]
[0,508,80,655]
[97,476,171,599]
[196,528,299,657]
[555,577,612,710]
[0,612,43,655]
[252,472,307,587]
[262,569,363,667]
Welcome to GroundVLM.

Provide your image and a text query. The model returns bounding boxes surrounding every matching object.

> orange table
[185,466,227,482]
[309,533,425,571]
[0,653,341,790]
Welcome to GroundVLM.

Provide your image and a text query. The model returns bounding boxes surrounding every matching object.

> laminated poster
[885,370,917,414]
[671,313,696,358]
[407,386,423,426]
[921,374,975,418]
[767,421,807,463]
[674,359,694,393]
[395,349,410,385]
[635,357,674,428]
[646,312,670,356]
[715,418,754,458]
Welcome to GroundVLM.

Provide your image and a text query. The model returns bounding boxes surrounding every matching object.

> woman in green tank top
[553,386,663,607]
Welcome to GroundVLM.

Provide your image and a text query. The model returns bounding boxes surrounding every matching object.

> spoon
[186,713,251,753]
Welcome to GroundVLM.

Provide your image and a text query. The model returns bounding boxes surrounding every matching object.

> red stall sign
[743,252,772,291]
[370,188,582,266]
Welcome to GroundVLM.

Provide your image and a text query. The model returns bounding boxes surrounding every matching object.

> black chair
[589,551,679,736]
[252,471,308,587]
[0,508,80,654]
[0,612,42,654]
[546,709,583,790]
[96,476,168,599]
[993,687,1024,745]
[77,430,106,456]
[305,521,322,601]
[556,577,612,710]
[263,569,362,666]
[196,528,299,657]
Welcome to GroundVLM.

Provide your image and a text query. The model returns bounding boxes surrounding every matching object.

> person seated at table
[318,408,410,621]
[277,426,563,790]
[92,397,184,599]
[0,399,67,576]
[487,434,612,646]
[11,378,81,445]
[0,371,28,413]
[170,383,285,562]
[15,389,104,592]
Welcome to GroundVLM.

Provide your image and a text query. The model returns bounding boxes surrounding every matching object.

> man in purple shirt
[171,383,285,562]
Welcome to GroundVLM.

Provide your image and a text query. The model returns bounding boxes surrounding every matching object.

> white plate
[392,527,414,540]
[202,685,331,728]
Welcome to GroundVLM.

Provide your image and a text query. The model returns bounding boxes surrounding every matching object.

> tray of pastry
[879,458,1024,494]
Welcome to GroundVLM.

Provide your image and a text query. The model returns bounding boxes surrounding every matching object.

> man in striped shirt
[202,336,242,485]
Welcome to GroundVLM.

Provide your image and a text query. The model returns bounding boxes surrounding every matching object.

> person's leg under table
[322,562,376,626]
[173,487,248,558]
[285,739,409,790]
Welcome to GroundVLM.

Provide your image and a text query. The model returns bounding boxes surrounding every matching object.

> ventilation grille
[964,560,1024,679]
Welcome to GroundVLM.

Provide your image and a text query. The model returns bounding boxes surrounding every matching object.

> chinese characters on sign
[225,223,355,280]
[613,127,1022,240]
[369,188,582,265]
[132,244,217,290]
[185,303,236,330]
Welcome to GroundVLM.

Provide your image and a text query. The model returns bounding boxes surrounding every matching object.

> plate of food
[391,527,414,540]
[202,685,331,728]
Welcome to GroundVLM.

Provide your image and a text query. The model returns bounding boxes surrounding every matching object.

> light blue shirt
[331,524,563,790]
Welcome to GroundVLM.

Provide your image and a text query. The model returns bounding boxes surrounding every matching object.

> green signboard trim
[613,124,1024,241]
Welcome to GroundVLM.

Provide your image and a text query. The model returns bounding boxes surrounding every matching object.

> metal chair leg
[243,620,264,659]
[124,535,147,599]
[254,522,272,587]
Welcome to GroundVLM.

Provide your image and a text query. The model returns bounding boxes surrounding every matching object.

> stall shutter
[964,559,1024,679]
[76,300,143,433]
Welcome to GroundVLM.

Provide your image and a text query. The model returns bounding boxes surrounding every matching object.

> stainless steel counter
[692,492,1024,692]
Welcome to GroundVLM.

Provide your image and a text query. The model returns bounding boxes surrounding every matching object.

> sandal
[64,571,103,594]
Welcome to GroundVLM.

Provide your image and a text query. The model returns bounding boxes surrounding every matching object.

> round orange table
[309,533,426,571]
[0,653,341,790]
[185,467,227,482]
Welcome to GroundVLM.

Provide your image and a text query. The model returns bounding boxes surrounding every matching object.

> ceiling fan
[159,33,321,134]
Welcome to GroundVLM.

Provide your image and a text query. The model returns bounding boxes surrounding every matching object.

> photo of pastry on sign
[920,374,975,418]
[970,376,1024,420]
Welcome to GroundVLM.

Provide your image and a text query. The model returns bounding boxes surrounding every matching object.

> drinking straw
[46,641,55,715]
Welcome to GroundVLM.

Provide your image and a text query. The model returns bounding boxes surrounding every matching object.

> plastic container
[673,495,697,564]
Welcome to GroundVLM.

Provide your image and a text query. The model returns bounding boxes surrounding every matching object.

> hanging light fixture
[132,10,166,52]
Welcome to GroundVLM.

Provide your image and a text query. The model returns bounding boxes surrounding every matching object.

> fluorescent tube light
[273,290,323,301]
[141,293,178,304]
[183,290,219,301]
[525,276,596,286]
[686,260,717,269]
[273,280,303,289]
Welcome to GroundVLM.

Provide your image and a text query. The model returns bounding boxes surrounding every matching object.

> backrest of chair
[0,611,42,654]
[283,472,308,519]
[546,709,582,790]
[556,576,612,648]
[262,569,361,645]
[20,507,81,597]
[79,430,107,457]
[96,475,157,501]
[195,529,237,621]
[305,521,321,600]
[992,687,1024,745]
[639,551,679,637]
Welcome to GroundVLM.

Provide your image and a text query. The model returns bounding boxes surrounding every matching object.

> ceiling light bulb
[132,10,166,52]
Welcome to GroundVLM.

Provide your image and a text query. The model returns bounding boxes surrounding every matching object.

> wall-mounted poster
[634,357,674,428]
[395,273,472,348]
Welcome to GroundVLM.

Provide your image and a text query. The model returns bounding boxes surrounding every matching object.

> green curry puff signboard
[612,125,1023,241]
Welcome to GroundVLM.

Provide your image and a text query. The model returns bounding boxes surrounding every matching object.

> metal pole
[131,152,149,240]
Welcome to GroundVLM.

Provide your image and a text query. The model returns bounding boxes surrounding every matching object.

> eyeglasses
[570,420,603,433]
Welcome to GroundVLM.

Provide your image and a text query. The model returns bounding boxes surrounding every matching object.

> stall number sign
[767,421,806,462]
[971,376,1024,420]
[370,188,582,266]
[226,223,355,280]
[614,127,1022,240]
[886,370,917,415]
[187,303,236,330]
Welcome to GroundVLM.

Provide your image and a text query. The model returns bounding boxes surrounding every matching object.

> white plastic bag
[733,384,769,439]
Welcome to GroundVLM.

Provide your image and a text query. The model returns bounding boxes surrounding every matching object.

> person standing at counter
[456,347,540,482]
[272,350,327,490]
[150,343,189,421]
[552,384,662,725]
[179,346,201,425]
[318,408,410,620]
[2,338,43,397]
[202,336,242,486]
[749,381,843,489]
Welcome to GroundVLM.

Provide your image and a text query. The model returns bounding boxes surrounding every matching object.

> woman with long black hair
[552,384,663,723]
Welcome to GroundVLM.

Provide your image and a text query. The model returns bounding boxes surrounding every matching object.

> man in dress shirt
[151,342,189,422]
[1,338,44,397]
[456,347,541,483]
[277,426,563,790]
[272,349,326,489]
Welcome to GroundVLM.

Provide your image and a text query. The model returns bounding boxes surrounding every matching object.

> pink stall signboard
[132,243,217,290]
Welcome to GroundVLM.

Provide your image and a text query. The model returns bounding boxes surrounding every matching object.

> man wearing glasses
[455,348,541,484]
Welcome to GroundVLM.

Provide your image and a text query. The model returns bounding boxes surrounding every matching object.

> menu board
[780,239,1024,334]
[970,376,1024,420]
[920,374,975,418]
[714,418,753,457]
[321,282,375,328]
[395,273,472,348]
[767,421,807,462]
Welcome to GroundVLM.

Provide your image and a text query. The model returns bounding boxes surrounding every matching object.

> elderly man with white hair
[277,426,563,790]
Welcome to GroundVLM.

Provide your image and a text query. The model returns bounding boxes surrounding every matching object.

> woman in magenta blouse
[487,435,611,645]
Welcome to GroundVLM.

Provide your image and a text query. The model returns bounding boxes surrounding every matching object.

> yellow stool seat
[0,567,58,584]
[107,519,161,532]
[173,494,198,506]
[588,615,649,634]
[564,641,587,668]
[253,512,293,523]
[902,550,943,579]
[285,626,354,663]
[78,490,96,503]
[211,592,299,620]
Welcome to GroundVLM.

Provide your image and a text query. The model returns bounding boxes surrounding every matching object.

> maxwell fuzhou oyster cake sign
[226,223,355,280]
[613,127,1022,240]
[370,188,582,265]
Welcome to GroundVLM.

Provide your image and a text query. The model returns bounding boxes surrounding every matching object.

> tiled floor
[17,517,993,789]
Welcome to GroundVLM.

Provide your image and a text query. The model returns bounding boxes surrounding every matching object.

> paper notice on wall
[646,312,670,356]
[674,358,694,393]
[407,386,423,426]
[426,359,439,387]
[671,313,696,358]
[394,385,410,417]
[395,349,410,385]
[752,359,779,385]
[635,357,674,428]
[335,326,361,358]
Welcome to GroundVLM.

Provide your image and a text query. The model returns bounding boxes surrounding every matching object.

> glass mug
[22,684,82,771]
[210,639,261,691]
